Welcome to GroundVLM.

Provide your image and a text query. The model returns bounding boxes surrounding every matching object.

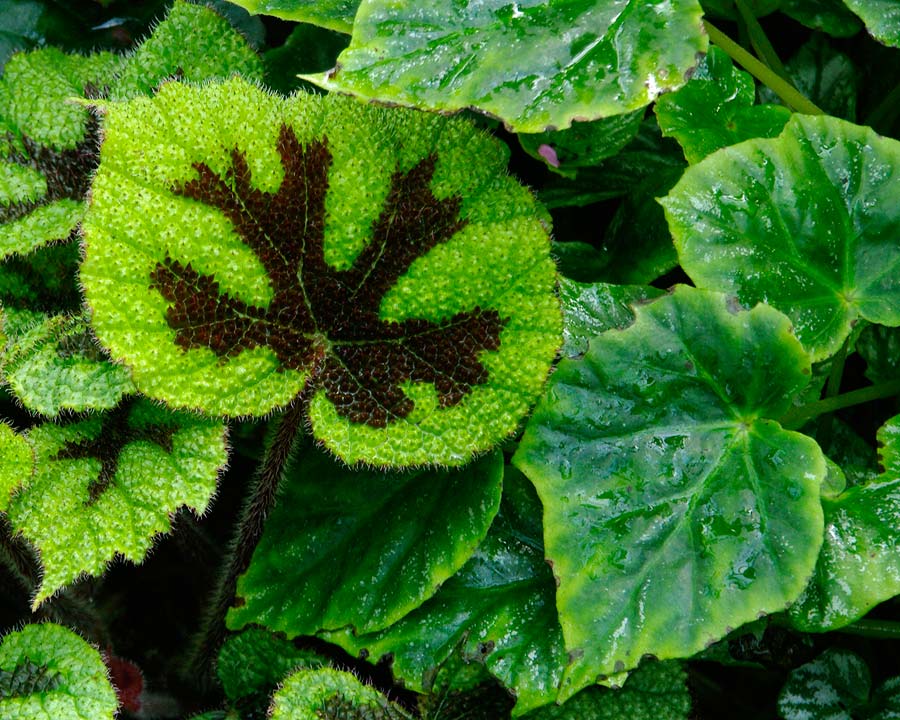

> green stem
[780,379,900,430]
[866,79,900,134]
[734,0,788,78]
[836,619,900,639]
[704,21,824,115]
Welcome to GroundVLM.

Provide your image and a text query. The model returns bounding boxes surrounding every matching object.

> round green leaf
[843,0,900,47]
[662,114,900,362]
[270,668,411,720]
[514,286,826,698]
[305,0,708,133]
[0,623,117,719]
[221,0,358,33]
[778,649,871,720]
[0,421,31,512]
[81,77,561,467]
[228,448,502,636]
[7,398,227,606]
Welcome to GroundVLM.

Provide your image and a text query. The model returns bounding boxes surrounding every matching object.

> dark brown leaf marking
[151,124,507,427]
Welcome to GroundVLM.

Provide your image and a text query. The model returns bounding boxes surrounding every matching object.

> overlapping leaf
[81,78,561,466]
[305,0,707,133]
[781,0,863,36]
[7,398,226,605]
[222,0,359,33]
[227,448,502,636]
[514,286,826,697]
[662,114,900,362]
[0,623,117,719]
[0,421,31,511]
[843,0,900,47]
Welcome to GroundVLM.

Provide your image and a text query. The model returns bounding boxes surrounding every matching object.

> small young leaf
[228,448,502,636]
[843,0,900,47]
[304,0,708,133]
[0,623,117,719]
[269,667,412,720]
[6,398,227,606]
[0,421,31,511]
[778,648,872,720]
[662,114,900,362]
[514,285,826,698]
[81,77,561,467]
[655,46,791,163]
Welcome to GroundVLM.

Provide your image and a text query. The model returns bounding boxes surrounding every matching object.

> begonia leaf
[228,448,502,635]
[270,668,412,720]
[789,413,900,631]
[0,421,31,511]
[843,0,900,47]
[662,114,900,362]
[80,78,561,467]
[780,0,863,36]
[325,469,566,716]
[305,0,707,133]
[514,285,826,698]
[0,623,117,719]
[655,46,791,163]
[6,397,226,606]
[221,0,359,33]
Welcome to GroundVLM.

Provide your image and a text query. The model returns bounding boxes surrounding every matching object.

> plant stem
[836,619,900,639]
[780,379,900,430]
[734,0,788,79]
[182,399,307,690]
[704,21,824,115]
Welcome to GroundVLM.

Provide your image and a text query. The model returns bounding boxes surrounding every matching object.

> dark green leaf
[700,0,781,18]
[263,23,350,94]
[780,0,863,37]
[0,0,42,71]
[223,0,360,33]
[858,324,900,384]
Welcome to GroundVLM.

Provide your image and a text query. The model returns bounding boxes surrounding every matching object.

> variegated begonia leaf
[305,0,707,133]
[3,312,134,417]
[221,0,359,34]
[325,467,566,716]
[0,623,117,719]
[80,78,561,467]
[0,421,31,512]
[789,413,900,631]
[228,448,502,636]
[655,46,791,164]
[6,397,226,606]
[843,0,900,47]
[270,668,412,720]
[0,0,263,259]
[662,114,900,362]
[513,285,826,698]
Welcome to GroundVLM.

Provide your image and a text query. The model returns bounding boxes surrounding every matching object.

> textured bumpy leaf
[81,78,560,467]
[229,449,501,635]
[0,421,31,511]
[3,313,134,416]
[306,0,707,133]
[524,661,690,720]
[7,398,226,605]
[514,286,826,697]
[222,0,359,33]
[662,114,900,362]
[0,623,117,719]
[843,0,900,47]
[327,470,566,716]
[789,414,900,631]
[270,668,411,720]
[655,47,791,163]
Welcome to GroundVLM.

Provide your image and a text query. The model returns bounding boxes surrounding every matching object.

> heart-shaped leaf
[80,77,561,466]
[514,285,826,697]
[662,114,900,362]
[305,0,707,133]
[227,448,502,636]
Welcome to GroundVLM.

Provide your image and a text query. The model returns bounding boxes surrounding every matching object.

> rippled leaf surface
[229,448,501,636]
[662,114,900,362]
[0,623,117,719]
[307,0,707,133]
[514,286,826,696]
[7,398,226,605]
[221,0,358,33]
[270,668,412,720]
[843,0,900,46]
[327,470,567,715]
[655,47,791,163]
[0,421,31,511]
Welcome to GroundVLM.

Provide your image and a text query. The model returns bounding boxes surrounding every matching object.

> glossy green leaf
[843,0,900,47]
[780,0,863,37]
[81,78,561,467]
[217,628,325,702]
[222,0,359,33]
[270,667,412,720]
[7,398,227,606]
[655,46,791,163]
[789,413,900,631]
[306,0,708,133]
[327,471,567,716]
[519,111,643,177]
[3,313,134,417]
[662,114,900,362]
[0,421,31,512]
[514,285,826,697]
[559,278,663,358]
[0,623,117,719]
[524,661,690,720]
[229,448,501,636]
